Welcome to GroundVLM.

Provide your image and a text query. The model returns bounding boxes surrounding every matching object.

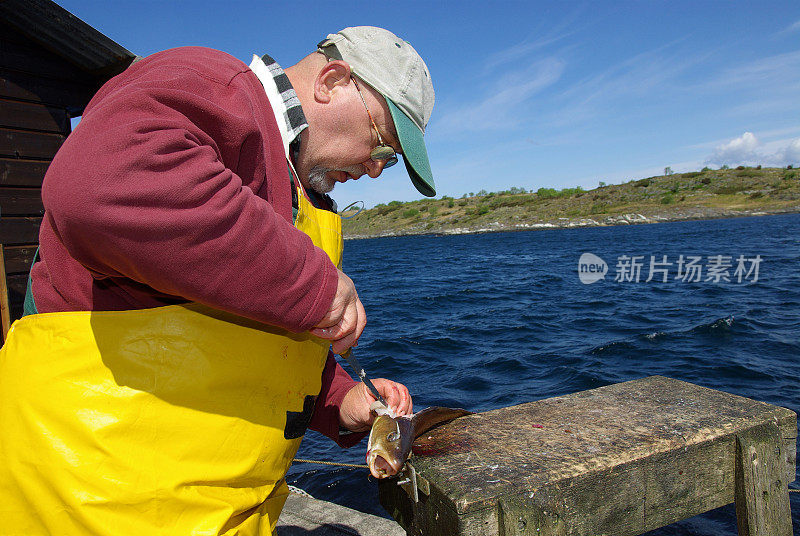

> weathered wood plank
[0,25,92,81]
[0,97,69,133]
[393,437,739,536]
[0,68,96,108]
[5,272,26,323]
[408,376,796,515]
[5,272,26,301]
[0,187,44,216]
[380,376,797,536]
[0,246,10,339]
[642,436,733,531]
[0,1,135,77]
[734,423,793,536]
[3,245,36,274]
[0,217,41,244]
[0,127,65,159]
[381,477,463,535]
[0,158,50,187]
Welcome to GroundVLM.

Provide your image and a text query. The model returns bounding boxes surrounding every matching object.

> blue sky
[60,1,800,209]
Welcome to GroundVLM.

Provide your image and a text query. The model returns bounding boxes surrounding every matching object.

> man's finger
[315,300,365,352]
[400,385,412,415]
[310,325,345,340]
[330,331,359,355]
[312,298,363,341]
[370,379,412,416]
[311,269,358,332]
[355,298,366,338]
[332,299,365,352]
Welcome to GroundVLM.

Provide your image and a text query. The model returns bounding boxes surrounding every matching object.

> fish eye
[386,431,399,442]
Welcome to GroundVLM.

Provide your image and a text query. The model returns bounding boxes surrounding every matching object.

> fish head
[365,406,474,479]
[366,414,407,479]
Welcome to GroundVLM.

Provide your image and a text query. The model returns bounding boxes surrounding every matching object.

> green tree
[536,187,558,198]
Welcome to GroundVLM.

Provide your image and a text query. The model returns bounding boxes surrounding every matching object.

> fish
[366,402,472,479]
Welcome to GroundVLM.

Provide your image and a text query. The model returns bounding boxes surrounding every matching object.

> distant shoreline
[342,166,800,240]
[344,207,799,240]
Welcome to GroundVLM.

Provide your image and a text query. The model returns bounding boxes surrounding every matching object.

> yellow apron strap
[0,188,344,536]
[294,186,343,270]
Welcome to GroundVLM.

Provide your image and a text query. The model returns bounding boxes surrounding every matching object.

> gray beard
[307,165,363,194]
[307,166,336,194]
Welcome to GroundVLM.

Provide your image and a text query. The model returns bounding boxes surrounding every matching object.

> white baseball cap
[318,26,436,197]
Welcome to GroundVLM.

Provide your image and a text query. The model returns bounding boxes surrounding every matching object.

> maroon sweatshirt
[30,47,361,445]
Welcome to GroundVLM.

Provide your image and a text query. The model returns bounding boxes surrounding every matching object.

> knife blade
[339,348,389,408]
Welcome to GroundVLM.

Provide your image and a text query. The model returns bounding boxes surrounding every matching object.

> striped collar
[248,53,308,156]
[248,53,337,214]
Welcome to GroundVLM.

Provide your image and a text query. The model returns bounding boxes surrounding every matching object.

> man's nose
[363,158,387,178]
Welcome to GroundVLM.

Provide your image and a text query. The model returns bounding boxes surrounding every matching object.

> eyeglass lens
[371,145,398,167]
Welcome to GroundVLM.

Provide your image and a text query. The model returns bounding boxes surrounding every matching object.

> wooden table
[379,376,796,535]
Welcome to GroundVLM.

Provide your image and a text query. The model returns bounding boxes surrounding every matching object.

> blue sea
[287,213,800,535]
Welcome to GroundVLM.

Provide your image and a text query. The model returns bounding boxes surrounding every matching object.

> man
[0,27,435,535]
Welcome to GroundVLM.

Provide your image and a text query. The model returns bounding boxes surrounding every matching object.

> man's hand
[339,379,413,432]
[310,269,366,354]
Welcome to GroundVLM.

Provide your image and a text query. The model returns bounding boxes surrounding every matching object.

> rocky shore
[344,207,797,240]
[342,167,800,240]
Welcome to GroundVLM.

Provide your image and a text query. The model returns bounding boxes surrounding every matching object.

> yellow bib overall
[0,189,343,535]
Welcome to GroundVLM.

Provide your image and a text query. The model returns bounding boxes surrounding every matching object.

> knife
[339,348,389,408]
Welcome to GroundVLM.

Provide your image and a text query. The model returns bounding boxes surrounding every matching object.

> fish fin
[411,407,473,439]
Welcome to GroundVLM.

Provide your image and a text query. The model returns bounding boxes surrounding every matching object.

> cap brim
[385,99,435,197]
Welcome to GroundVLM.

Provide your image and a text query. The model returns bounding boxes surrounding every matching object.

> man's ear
[314,60,352,103]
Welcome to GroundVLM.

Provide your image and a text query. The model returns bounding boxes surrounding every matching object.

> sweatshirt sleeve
[309,351,366,448]
[41,60,338,331]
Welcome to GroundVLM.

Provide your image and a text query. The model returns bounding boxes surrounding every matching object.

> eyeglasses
[351,77,398,168]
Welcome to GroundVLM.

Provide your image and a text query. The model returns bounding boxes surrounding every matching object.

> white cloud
[543,41,713,129]
[776,138,800,163]
[706,132,800,167]
[707,132,760,165]
[710,50,800,90]
[480,5,592,75]
[686,127,800,150]
[483,36,566,74]
[434,58,565,134]
[781,19,800,34]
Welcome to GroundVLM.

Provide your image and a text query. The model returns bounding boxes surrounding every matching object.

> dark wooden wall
[0,20,98,323]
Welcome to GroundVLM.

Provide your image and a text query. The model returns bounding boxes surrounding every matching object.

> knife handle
[340,349,389,408]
